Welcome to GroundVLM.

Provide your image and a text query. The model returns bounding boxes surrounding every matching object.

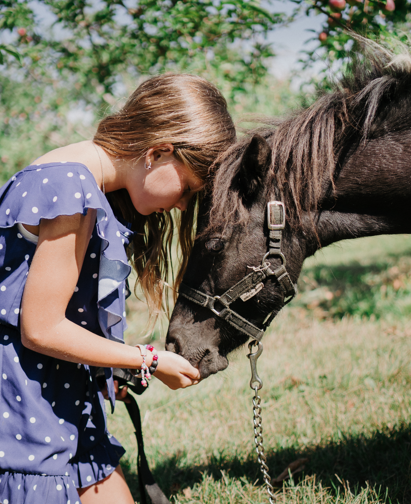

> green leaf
[0,44,22,64]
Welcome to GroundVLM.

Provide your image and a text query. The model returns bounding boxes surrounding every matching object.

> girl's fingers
[153,351,203,389]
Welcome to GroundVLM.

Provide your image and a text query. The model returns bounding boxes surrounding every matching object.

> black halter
[179,201,297,341]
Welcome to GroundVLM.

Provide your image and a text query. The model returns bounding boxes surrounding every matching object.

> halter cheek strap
[179,201,297,342]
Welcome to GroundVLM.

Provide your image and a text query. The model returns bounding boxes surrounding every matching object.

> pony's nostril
[165,335,181,355]
[166,342,177,353]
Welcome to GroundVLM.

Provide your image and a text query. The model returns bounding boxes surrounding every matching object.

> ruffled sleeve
[0,162,133,345]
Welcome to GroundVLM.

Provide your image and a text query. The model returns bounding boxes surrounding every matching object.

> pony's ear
[236,134,271,204]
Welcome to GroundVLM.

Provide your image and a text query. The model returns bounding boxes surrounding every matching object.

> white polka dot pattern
[0,162,130,497]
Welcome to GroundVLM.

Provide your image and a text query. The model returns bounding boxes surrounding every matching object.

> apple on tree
[329,0,346,11]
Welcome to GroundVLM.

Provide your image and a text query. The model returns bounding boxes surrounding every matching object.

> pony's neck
[305,132,411,256]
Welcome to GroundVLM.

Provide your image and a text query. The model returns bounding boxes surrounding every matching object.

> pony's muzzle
[166,317,229,379]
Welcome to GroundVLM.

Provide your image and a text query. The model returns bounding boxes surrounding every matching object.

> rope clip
[247,340,263,391]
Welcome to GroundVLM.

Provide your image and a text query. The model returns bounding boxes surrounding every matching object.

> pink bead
[153,355,158,361]
[146,345,154,352]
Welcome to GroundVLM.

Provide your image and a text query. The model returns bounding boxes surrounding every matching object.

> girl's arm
[20,211,200,388]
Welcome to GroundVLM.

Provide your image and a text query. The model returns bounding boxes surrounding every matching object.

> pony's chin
[197,352,229,379]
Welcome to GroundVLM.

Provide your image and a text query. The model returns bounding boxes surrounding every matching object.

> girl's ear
[152,143,174,162]
[157,143,174,154]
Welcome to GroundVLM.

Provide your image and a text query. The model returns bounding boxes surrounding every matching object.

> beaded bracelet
[135,344,158,387]
[146,344,159,375]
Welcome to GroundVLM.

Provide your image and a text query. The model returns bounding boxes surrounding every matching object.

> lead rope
[247,341,276,503]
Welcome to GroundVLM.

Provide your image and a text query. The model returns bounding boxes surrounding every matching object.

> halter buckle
[209,295,228,316]
[267,201,285,230]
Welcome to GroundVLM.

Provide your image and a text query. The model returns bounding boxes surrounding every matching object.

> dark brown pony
[166,41,411,378]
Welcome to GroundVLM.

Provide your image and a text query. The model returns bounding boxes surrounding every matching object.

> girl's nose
[175,195,190,212]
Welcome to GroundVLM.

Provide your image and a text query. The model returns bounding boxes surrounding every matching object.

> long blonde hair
[94,74,236,317]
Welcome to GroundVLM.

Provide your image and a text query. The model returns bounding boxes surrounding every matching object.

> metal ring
[209,295,228,316]
[262,251,286,267]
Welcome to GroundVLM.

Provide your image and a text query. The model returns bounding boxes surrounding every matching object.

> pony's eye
[205,239,224,254]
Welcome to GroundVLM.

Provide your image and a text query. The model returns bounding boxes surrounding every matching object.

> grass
[108,234,411,504]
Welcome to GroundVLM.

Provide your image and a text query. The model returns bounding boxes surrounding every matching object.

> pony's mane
[206,37,411,235]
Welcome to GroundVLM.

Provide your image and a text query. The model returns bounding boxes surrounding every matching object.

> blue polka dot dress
[0,162,134,503]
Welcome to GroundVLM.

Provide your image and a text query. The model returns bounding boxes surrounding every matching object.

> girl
[0,74,236,504]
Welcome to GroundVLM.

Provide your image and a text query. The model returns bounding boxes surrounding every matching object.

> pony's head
[166,134,306,377]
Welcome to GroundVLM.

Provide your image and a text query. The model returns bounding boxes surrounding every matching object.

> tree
[2,0,410,179]
[295,0,411,77]
[0,0,286,102]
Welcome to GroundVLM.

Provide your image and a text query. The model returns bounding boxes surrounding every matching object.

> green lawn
[109,234,411,504]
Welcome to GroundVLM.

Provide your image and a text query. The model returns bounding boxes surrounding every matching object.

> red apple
[329,0,346,11]
[327,12,342,26]
[319,32,328,42]
[382,0,395,11]
[17,28,26,37]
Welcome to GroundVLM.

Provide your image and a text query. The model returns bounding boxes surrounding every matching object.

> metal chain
[252,386,276,503]
[248,341,276,503]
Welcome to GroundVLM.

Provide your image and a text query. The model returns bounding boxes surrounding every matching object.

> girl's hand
[154,351,201,390]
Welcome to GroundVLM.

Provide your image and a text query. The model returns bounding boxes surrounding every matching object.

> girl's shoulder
[16,160,95,180]
[0,161,105,225]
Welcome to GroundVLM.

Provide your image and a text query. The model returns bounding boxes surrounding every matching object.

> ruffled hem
[0,162,133,341]
[70,433,125,489]
[0,470,80,504]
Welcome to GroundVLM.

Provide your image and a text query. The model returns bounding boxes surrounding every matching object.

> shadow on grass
[296,251,411,319]
[122,423,411,503]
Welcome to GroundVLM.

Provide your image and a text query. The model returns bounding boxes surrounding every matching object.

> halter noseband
[179,201,297,342]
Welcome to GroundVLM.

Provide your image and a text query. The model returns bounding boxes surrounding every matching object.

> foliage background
[2,0,411,183]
